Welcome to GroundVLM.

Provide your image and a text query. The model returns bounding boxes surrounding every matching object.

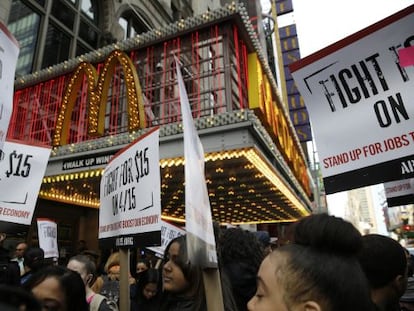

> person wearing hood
[219,227,265,311]
[0,233,20,286]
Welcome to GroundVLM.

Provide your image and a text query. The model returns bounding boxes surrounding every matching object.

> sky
[261,0,413,222]
[285,0,414,57]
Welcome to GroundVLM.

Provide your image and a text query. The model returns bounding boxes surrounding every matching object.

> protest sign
[0,23,19,152]
[290,5,414,194]
[0,140,51,229]
[99,127,161,249]
[37,218,58,258]
[147,220,185,258]
[384,178,414,207]
[176,58,218,268]
[176,58,224,311]
[383,205,403,232]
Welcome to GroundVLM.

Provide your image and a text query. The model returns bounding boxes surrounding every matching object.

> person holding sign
[247,214,374,311]
[161,235,238,311]
[161,235,207,311]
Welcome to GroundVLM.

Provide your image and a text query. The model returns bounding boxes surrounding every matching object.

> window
[79,19,98,46]
[51,0,75,30]
[33,0,45,6]
[42,23,71,69]
[119,11,148,40]
[80,0,96,21]
[8,0,102,75]
[75,43,89,57]
[8,0,41,76]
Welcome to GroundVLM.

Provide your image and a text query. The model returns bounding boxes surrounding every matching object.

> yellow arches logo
[52,50,146,147]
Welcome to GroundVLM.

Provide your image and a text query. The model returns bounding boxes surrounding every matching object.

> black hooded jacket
[0,247,20,286]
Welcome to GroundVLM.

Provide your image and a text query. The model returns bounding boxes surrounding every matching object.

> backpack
[99,275,120,306]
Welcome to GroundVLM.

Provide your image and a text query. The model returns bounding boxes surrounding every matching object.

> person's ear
[394,274,408,295]
[302,301,322,311]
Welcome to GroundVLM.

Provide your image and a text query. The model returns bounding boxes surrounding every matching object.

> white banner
[384,206,403,231]
[99,128,161,248]
[147,220,185,258]
[290,6,414,193]
[385,179,414,199]
[384,178,414,207]
[176,58,217,267]
[0,23,19,152]
[0,140,51,225]
[37,218,58,258]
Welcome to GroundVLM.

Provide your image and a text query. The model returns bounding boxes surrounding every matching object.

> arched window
[119,10,148,40]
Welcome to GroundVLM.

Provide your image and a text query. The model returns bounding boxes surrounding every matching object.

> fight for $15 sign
[99,128,161,249]
[0,140,51,226]
[290,5,414,194]
[37,218,59,259]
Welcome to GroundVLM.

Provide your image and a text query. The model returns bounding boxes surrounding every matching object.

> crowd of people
[0,213,413,311]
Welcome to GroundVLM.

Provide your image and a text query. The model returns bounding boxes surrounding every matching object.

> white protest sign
[0,23,19,151]
[290,5,414,194]
[0,140,51,226]
[147,221,185,258]
[384,205,403,231]
[384,178,414,207]
[37,218,59,258]
[176,58,218,267]
[99,128,161,248]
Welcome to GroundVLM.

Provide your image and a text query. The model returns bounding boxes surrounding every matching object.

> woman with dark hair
[358,234,408,311]
[161,235,207,311]
[0,284,41,311]
[136,258,150,275]
[161,234,238,311]
[24,265,88,311]
[219,227,264,311]
[248,213,375,311]
[130,268,162,311]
